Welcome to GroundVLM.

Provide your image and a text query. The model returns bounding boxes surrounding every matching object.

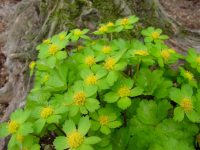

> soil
[160,0,200,30]
[0,50,7,88]
[0,0,21,120]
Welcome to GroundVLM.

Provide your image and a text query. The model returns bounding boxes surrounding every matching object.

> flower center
[184,71,193,81]
[74,29,82,36]
[59,34,65,40]
[48,44,59,55]
[120,18,129,26]
[68,131,84,149]
[43,39,51,44]
[85,56,96,66]
[85,75,97,85]
[106,22,114,27]
[134,50,149,56]
[99,115,109,126]
[73,92,86,105]
[118,86,131,97]
[180,98,193,112]
[40,107,54,118]
[98,25,108,33]
[42,74,49,83]
[196,57,200,65]
[151,31,160,39]
[161,50,170,61]
[8,120,19,134]
[29,61,36,69]
[104,57,116,70]
[102,46,111,54]
[16,134,24,142]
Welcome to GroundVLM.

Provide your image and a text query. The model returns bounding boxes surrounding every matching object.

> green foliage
[1,15,200,150]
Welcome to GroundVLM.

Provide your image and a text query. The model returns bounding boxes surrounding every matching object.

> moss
[93,0,174,39]
[92,0,123,22]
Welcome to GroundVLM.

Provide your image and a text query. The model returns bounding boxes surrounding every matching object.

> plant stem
[54,123,66,136]
[110,33,113,40]
[123,111,127,127]
[133,59,141,84]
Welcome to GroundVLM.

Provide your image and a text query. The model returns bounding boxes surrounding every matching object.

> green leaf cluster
[1,15,200,150]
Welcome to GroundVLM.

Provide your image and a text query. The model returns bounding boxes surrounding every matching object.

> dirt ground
[160,0,200,30]
[0,0,21,120]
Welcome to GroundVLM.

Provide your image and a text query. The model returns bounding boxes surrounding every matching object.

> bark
[0,0,199,149]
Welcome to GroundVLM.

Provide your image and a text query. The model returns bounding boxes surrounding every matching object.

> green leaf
[19,122,33,135]
[63,119,76,134]
[69,106,79,117]
[53,136,68,150]
[104,92,119,103]
[130,87,143,97]
[11,109,30,123]
[56,51,67,60]
[186,111,200,123]
[169,88,181,103]
[117,97,131,110]
[85,98,100,112]
[46,57,56,68]
[137,101,159,125]
[100,126,111,135]
[112,127,131,150]
[181,84,193,97]
[173,107,184,122]
[78,116,91,135]
[79,144,94,150]
[91,121,100,131]
[34,119,45,134]
[84,136,101,144]
[157,100,172,121]
[0,122,9,137]
[46,115,61,124]
[108,121,122,128]
[154,80,172,99]
[106,71,118,86]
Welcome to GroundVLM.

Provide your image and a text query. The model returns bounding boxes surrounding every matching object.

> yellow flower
[43,39,51,44]
[73,92,86,105]
[161,50,170,61]
[68,131,84,149]
[180,98,193,112]
[59,34,65,40]
[85,56,96,66]
[184,71,193,81]
[98,25,108,33]
[104,57,116,70]
[74,29,82,36]
[196,57,200,65]
[42,74,49,83]
[118,86,131,97]
[102,46,111,54]
[120,18,129,26]
[8,120,19,134]
[29,61,36,69]
[16,134,24,142]
[161,49,175,61]
[40,107,54,119]
[85,75,97,85]
[106,22,114,27]
[99,115,109,126]
[151,31,160,39]
[48,44,59,55]
[134,50,149,56]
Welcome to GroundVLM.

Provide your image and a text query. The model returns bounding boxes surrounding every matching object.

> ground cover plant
[1,15,200,150]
